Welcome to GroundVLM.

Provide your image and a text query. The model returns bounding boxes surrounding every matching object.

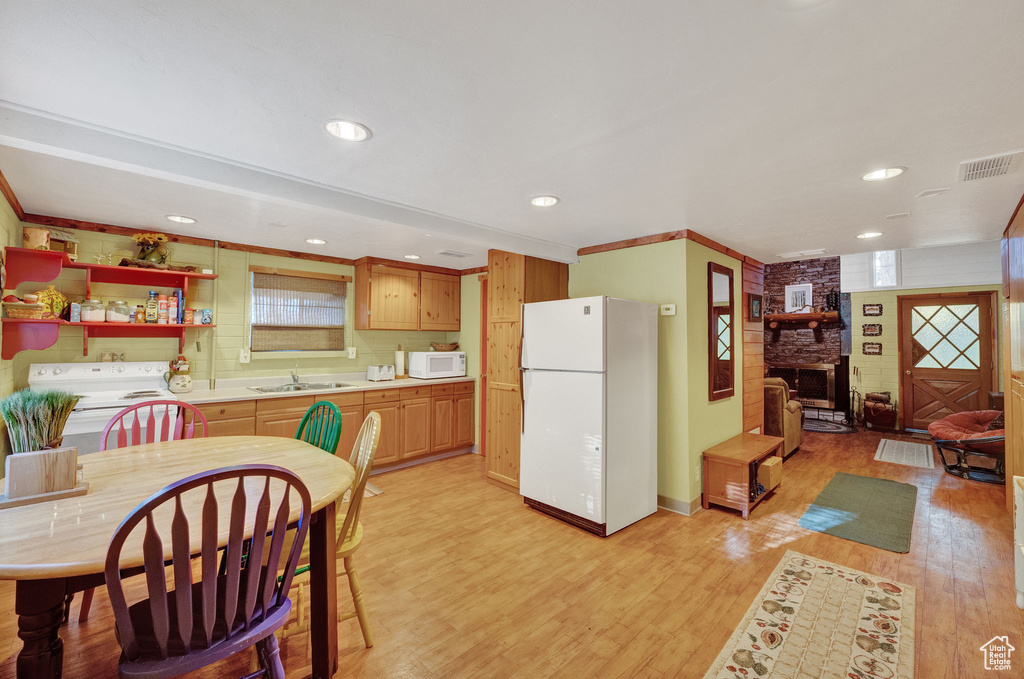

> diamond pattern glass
[912,303,981,370]
[717,315,731,360]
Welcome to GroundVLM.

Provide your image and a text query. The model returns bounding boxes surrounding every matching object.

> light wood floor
[2,429,1021,678]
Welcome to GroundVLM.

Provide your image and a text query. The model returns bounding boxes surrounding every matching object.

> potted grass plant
[0,389,81,453]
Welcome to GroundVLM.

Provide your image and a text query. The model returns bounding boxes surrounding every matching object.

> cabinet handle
[220,408,226,414]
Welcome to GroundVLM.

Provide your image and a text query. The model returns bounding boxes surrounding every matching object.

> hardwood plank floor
[1,429,1021,678]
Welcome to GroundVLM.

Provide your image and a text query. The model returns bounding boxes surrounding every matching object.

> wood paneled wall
[485,250,568,490]
[1003,192,1024,511]
[742,261,765,431]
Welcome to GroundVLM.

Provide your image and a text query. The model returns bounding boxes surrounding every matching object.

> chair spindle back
[339,411,381,546]
[101,400,210,451]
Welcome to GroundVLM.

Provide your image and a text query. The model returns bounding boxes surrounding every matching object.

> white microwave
[409,351,466,379]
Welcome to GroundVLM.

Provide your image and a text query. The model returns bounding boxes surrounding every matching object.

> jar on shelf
[106,300,131,323]
[80,299,105,322]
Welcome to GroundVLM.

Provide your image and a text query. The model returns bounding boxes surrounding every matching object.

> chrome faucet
[290,368,299,384]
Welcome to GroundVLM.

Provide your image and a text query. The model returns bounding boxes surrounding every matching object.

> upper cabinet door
[368,265,420,330]
[420,272,461,331]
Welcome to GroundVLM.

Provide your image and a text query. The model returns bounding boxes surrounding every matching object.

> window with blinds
[250,271,347,351]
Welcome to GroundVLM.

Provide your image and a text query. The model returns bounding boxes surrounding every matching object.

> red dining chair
[100,400,210,451]
[75,401,211,623]
[105,464,310,679]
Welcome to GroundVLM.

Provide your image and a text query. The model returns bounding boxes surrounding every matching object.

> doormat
[874,439,935,469]
[702,550,915,678]
[799,473,917,553]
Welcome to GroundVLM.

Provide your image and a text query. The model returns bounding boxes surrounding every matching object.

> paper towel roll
[395,350,405,376]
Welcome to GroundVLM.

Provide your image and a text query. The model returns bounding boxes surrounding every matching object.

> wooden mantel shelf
[765,311,840,330]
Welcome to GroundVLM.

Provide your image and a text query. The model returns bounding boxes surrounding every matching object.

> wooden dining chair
[295,401,342,455]
[74,400,212,623]
[105,464,311,679]
[279,411,381,650]
[101,400,210,451]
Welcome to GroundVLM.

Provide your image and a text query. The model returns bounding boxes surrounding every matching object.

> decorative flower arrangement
[132,232,170,263]
[0,389,81,452]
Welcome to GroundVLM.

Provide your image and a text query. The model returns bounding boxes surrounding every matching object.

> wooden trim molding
[0,167,25,221]
[577,228,765,267]
[461,266,488,275]
[353,256,462,277]
[248,265,352,282]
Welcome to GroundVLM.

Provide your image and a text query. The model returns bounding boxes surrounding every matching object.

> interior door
[899,293,996,430]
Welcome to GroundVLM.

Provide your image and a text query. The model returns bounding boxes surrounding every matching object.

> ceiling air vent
[916,188,949,199]
[886,212,910,220]
[435,249,472,258]
[777,248,827,259]
[958,151,1023,182]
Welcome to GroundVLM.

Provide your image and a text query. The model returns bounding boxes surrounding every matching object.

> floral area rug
[703,550,915,679]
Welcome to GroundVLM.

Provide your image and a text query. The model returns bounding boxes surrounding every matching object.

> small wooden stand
[0,447,88,509]
[702,433,785,519]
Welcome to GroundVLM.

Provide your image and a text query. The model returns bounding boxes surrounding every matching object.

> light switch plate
[239,348,250,364]
[348,347,357,359]
[660,304,676,316]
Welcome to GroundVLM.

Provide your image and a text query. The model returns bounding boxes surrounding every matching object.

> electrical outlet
[660,304,676,316]
[239,348,250,364]
[348,347,357,359]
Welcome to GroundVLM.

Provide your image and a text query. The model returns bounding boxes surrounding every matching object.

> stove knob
[117,366,126,372]
[145,366,152,372]
[36,368,47,375]
[53,368,62,375]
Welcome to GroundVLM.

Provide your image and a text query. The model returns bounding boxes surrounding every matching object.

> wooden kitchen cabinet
[354,257,461,331]
[255,395,315,438]
[323,392,365,458]
[420,272,461,331]
[454,392,475,448]
[372,402,402,466]
[195,400,256,437]
[400,398,432,458]
[431,395,455,452]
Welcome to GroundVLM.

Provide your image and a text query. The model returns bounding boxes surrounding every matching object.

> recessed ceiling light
[325,119,371,142]
[305,238,327,245]
[857,232,883,239]
[404,254,421,260]
[861,167,905,182]
[166,215,196,224]
[530,195,559,207]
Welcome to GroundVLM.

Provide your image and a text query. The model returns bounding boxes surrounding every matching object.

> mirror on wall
[708,262,735,401]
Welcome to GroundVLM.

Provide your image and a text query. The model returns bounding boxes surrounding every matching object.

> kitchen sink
[249,382,352,394]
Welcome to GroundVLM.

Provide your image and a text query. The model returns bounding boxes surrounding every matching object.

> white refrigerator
[520,296,658,536]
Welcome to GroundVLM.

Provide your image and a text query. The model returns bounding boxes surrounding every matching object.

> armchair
[764,377,804,456]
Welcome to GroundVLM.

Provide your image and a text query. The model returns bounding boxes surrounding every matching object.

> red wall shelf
[3,247,217,299]
[2,247,219,359]
[1,319,216,359]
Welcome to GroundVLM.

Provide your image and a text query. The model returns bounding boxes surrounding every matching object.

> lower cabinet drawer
[196,400,256,421]
[207,417,256,437]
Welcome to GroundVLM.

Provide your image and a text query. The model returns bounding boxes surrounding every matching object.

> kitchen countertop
[180,375,476,405]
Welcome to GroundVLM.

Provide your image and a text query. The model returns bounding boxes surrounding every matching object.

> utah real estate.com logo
[980,636,1015,671]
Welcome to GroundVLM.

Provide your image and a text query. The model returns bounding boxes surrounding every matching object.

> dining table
[0,435,355,679]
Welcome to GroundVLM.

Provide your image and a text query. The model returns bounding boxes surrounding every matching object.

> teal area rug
[799,472,917,553]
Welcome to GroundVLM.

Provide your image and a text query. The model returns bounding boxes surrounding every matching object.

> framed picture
[747,293,763,321]
[784,284,813,313]
[863,303,883,316]
[863,342,882,355]
[863,323,882,337]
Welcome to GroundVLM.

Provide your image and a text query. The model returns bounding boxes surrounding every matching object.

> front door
[899,292,996,430]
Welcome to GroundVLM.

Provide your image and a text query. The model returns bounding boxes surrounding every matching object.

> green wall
[850,284,1002,424]
[0,190,23,469]
[458,273,483,449]
[684,240,745,504]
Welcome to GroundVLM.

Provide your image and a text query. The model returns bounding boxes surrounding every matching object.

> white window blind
[872,250,900,288]
[250,272,346,351]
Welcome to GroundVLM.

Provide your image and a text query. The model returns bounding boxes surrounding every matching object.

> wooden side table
[702,432,785,519]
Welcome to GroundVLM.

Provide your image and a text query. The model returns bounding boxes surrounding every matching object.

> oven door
[63,405,179,455]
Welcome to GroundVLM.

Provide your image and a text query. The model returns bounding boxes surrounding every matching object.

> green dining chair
[295,401,343,455]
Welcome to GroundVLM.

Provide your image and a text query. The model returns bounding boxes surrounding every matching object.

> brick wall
[764,257,841,365]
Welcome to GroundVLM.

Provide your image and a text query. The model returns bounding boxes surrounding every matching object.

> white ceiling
[2,0,1023,266]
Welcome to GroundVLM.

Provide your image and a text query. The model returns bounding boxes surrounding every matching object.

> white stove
[29,361,178,454]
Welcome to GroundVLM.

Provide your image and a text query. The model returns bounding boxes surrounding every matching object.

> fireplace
[766,363,836,409]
